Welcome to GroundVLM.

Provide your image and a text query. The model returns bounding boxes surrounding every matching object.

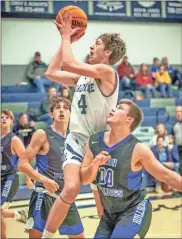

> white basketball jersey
[69,72,119,138]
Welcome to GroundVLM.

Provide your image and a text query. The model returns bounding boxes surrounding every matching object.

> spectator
[171,106,182,173]
[151,136,174,193]
[117,56,135,90]
[163,134,180,174]
[152,136,169,164]
[59,87,72,101]
[143,136,166,192]
[143,135,179,192]
[26,51,60,93]
[13,113,35,147]
[151,57,159,79]
[149,123,169,147]
[136,63,156,98]
[38,87,56,125]
[162,57,182,89]
[155,65,173,97]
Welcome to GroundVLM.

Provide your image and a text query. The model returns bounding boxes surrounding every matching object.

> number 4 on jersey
[78,94,87,114]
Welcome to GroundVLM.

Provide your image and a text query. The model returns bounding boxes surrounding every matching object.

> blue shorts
[95,199,152,238]
[25,191,83,235]
[1,174,19,208]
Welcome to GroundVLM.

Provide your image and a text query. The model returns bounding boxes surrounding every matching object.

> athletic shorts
[25,190,84,235]
[63,132,87,169]
[95,199,152,238]
[1,174,19,209]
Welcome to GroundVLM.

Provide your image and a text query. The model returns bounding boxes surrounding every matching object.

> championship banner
[131,1,162,18]
[166,1,182,19]
[92,1,127,17]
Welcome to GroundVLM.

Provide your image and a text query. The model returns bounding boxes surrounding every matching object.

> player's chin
[106,117,112,124]
[1,123,8,127]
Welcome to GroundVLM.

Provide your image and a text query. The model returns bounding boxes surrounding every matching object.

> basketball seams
[60,7,87,19]
[71,17,87,20]
[59,7,77,18]
[56,15,87,21]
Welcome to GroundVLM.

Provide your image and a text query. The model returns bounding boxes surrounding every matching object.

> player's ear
[105,50,112,57]
[127,117,134,124]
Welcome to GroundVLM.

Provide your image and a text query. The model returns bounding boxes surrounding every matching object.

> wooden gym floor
[5,196,182,238]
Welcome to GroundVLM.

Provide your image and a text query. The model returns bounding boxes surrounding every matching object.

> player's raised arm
[81,142,111,185]
[135,143,182,192]
[55,14,126,85]
[45,16,82,86]
[45,45,80,87]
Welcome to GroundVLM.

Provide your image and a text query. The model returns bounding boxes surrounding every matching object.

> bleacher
[1,84,182,200]
[2,85,181,135]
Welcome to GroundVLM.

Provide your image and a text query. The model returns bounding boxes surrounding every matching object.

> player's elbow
[18,161,24,173]
[18,161,27,174]
[45,69,53,79]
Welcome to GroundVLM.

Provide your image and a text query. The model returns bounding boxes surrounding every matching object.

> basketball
[56,5,88,35]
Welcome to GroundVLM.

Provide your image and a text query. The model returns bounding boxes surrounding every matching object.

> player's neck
[108,126,131,145]
[1,127,11,137]
[51,123,67,137]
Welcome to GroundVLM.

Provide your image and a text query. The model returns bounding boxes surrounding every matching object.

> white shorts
[62,133,88,169]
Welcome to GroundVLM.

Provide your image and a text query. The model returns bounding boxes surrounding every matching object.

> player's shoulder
[133,142,151,157]
[29,129,47,146]
[33,129,46,139]
[11,135,22,144]
[11,135,25,150]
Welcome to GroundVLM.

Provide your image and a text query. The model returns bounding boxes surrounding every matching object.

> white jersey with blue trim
[69,72,119,138]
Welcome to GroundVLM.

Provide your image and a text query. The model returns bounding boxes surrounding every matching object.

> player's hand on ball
[54,13,83,43]
[94,151,111,166]
[42,176,59,193]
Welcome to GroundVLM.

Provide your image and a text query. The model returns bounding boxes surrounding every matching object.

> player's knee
[62,181,80,201]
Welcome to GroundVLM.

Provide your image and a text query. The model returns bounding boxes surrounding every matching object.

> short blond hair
[118,99,143,132]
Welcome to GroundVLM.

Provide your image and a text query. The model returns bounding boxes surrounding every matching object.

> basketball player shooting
[42,11,126,238]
